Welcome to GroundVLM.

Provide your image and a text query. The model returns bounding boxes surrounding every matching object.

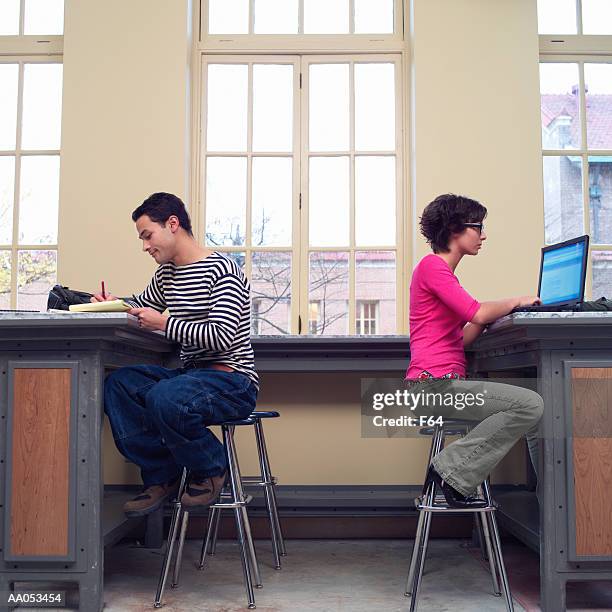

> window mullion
[576,0,584,36]
[349,60,356,335]
[19,0,25,36]
[11,61,26,309]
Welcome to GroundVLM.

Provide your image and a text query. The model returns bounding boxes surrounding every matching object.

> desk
[0,313,175,611]
[471,311,612,612]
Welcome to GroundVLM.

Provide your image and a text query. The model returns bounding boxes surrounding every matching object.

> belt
[184,361,235,373]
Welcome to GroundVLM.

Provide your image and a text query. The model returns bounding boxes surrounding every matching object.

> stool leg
[487,510,514,612]
[154,467,188,608]
[208,506,222,555]
[409,506,433,612]
[254,419,284,567]
[477,510,501,595]
[228,427,262,587]
[224,425,258,609]
[408,425,444,609]
[481,479,514,611]
[171,510,189,588]
[405,504,426,596]
[198,507,217,570]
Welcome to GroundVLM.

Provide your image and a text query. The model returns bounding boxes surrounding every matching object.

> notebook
[68,299,131,313]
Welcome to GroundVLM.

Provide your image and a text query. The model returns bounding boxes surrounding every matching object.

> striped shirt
[128,252,258,389]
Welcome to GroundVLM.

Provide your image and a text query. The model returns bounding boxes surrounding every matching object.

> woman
[407,193,544,508]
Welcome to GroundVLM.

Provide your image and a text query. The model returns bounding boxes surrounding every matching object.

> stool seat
[220,417,255,426]
[251,410,280,418]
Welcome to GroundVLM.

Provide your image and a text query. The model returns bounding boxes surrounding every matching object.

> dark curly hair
[132,192,193,236]
[419,194,487,253]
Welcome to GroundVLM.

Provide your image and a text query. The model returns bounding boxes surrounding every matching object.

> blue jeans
[104,365,257,487]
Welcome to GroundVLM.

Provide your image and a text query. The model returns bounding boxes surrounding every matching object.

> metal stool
[206,410,286,569]
[406,420,514,612]
[154,417,261,609]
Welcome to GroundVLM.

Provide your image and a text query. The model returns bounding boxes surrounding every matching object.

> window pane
[21,64,63,151]
[208,0,248,34]
[251,251,291,335]
[309,157,349,247]
[19,155,60,245]
[540,64,580,150]
[354,0,394,33]
[24,0,64,35]
[17,249,56,310]
[309,252,348,335]
[223,251,245,270]
[589,158,612,245]
[253,64,293,152]
[206,64,248,152]
[543,156,584,245]
[0,0,20,35]
[355,156,395,246]
[252,157,292,247]
[304,0,348,33]
[593,251,612,298]
[583,0,612,34]
[309,64,349,151]
[585,64,612,150]
[356,251,395,334]
[205,157,247,246]
[0,64,18,150]
[537,0,577,34]
[254,0,298,33]
[355,63,395,151]
[0,251,10,308]
[0,157,15,245]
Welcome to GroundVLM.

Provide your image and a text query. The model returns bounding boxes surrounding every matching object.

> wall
[59,0,541,487]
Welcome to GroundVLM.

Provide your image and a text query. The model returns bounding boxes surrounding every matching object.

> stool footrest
[242,476,278,486]
[416,501,496,513]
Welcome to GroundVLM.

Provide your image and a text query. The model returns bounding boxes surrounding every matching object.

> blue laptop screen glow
[539,241,586,305]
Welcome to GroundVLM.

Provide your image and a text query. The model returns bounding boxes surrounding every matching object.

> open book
[68,299,131,313]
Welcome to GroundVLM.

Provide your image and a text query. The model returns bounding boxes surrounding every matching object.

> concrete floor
[103,538,522,611]
[13,538,612,610]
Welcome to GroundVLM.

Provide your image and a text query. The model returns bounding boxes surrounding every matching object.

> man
[95,192,258,517]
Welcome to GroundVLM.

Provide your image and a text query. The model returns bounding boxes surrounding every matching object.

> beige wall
[410,0,544,299]
[60,0,541,486]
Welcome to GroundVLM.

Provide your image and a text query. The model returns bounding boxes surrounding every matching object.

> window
[204,0,398,37]
[0,1,64,310]
[538,0,612,298]
[356,300,378,335]
[199,54,403,335]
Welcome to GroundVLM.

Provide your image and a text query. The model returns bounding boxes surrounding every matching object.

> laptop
[512,234,590,313]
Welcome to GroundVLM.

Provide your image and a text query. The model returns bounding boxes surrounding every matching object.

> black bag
[576,297,612,312]
[47,285,94,311]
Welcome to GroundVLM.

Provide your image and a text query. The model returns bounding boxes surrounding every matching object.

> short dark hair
[419,193,487,253]
[132,192,193,236]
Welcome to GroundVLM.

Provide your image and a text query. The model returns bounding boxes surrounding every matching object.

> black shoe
[424,465,487,509]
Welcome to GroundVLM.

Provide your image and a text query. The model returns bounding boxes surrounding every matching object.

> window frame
[192,0,410,336]
[539,36,612,298]
[0,53,63,309]
[199,0,404,51]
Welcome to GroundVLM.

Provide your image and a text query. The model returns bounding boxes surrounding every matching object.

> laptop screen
[539,239,587,305]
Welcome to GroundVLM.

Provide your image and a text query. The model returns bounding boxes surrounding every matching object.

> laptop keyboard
[512,304,578,313]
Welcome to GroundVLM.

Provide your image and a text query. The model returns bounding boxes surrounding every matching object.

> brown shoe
[181,472,227,508]
[123,480,179,517]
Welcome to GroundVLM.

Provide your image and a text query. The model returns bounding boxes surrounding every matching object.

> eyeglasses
[463,222,485,234]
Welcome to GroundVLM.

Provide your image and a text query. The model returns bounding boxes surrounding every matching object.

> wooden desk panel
[9,368,72,558]
[571,368,612,558]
